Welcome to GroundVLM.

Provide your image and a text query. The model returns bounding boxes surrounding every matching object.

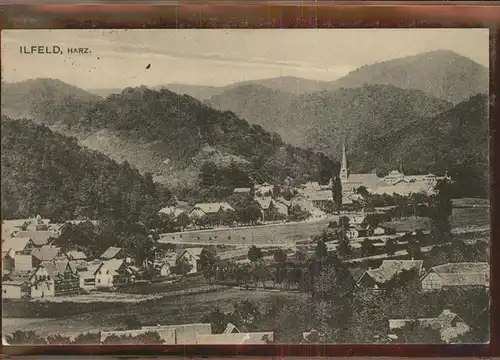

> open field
[383,207,489,233]
[159,216,334,247]
[2,288,308,339]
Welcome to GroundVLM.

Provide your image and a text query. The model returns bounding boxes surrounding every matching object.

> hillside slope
[2,80,335,193]
[1,117,172,222]
[1,78,102,119]
[208,84,297,138]
[326,50,488,104]
[211,84,453,147]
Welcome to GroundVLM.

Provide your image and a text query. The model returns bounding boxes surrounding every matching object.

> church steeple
[340,141,348,181]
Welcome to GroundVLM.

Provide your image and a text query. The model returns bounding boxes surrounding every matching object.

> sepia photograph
[1,28,490,345]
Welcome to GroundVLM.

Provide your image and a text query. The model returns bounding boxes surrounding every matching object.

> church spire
[340,141,348,181]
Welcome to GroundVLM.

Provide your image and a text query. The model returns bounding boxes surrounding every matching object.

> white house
[177,248,205,274]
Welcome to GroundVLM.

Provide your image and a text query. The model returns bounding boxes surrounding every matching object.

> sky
[1,29,490,89]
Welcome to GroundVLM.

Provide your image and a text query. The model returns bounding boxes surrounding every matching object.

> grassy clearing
[383,207,489,233]
[159,218,332,246]
[2,288,308,339]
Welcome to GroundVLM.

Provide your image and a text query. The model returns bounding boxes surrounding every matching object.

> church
[337,143,450,196]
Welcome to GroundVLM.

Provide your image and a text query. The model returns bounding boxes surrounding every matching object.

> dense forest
[2,82,336,192]
[1,117,172,222]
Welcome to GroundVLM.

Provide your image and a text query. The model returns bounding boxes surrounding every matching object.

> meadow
[2,288,308,339]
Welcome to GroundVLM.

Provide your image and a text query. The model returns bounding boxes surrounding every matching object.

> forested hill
[1,117,173,222]
[2,82,336,193]
[1,78,102,119]
[336,93,489,198]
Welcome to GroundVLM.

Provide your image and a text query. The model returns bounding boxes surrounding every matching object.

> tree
[429,180,453,243]
[202,307,230,334]
[72,332,100,344]
[251,261,273,288]
[385,238,397,256]
[315,240,328,260]
[313,264,355,300]
[407,237,421,259]
[361,238,376,257]
[124,315,142,330]
[331,176,342,213]
[134,331,164,344]
[338,216,351,256]
[172,257,192,275]
[46,334,72,344]
[248,245,263,262]
[6,330,47,345]
[274,248,288,263]
[238,202,262,225]
[231,300,261,330]
[200,247,218,281]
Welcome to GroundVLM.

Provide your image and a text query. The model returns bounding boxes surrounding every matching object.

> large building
[338,142,450,195]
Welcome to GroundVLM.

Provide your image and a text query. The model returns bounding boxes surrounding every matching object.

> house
[16,230,58,248]
[2,237,32,273]
[275,198,290,218]
[373,227,386,236]
[189,203,235,226]
[308,190,333,212]
[345,224,371,240]
[157,253,178,277]
[254,197,280,221]
[31,246,68,269]
[29,260,80,298]
[66,250,88,261]
[158,206,190,227]
[77,262,101,291]
[356,260,424,292]
[254,182,275,197]
[290,194,314,213]
[177,248,205,274]
[95,259,135,288]
[2,280,31,299]
[346,214,367,225]
[389,309,471,343]
[99,246,132,264]
[421,262,490,292]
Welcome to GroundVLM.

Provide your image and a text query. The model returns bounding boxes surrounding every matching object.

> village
[1,153,490,344]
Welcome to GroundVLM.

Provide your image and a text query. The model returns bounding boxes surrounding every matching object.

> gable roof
[255,197,274,210]
[2,237,31,254]
[425,263,490,287]
[36,260,74,277]
[191,203,234,215]
[102,258,126,272]
[31,246,64,262]
[158,206,187,218]
[66,250,88,260]
[17,231,58,246]
[180,247,204,260]
[360,260,423,285]
[100,246,124,260]
[233,187,251,193]
[389,309,468,330]
[431,262,489,274]
[275,197,291,207]
[346,173,387,190]
[308,190,332,202]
